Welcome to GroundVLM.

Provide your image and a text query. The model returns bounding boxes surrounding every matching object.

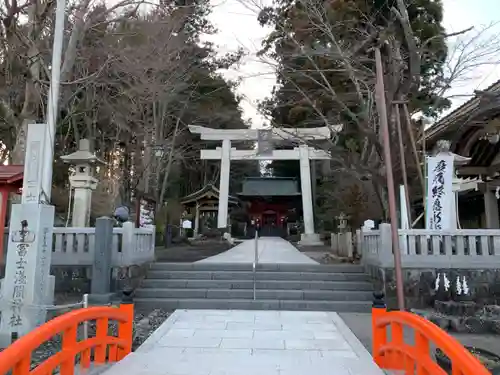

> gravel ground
[28,308,171,370]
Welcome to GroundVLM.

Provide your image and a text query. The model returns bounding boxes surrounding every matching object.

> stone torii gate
[188,125,334,246]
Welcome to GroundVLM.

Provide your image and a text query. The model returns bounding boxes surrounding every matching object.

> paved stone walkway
[196,237,318,264]
[102,309,384,375]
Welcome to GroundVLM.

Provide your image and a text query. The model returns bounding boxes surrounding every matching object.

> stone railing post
[356,229,363,263]
[121,221,136,266]
[345,232,353,258]
[150,226,156,257]
[378,223,394,267]
[90,216,114,303]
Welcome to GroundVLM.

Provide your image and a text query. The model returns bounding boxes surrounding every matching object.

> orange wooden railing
[372,299,490,375]
[0,303,134,375]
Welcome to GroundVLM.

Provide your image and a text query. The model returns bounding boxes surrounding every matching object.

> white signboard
[426,154,454,230]
[182,220,192,229]
[399,185,409,230]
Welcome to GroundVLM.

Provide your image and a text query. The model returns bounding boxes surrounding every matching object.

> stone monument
[0,123,55,347]
[61,139,104,227]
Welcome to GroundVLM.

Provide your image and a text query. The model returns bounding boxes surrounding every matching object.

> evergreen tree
[258,0,451,219]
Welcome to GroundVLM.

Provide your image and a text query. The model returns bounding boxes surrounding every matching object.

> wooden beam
[456,166,490,176]
[488,163,500,174]
[477,181,500,193]
[457,163,500,176]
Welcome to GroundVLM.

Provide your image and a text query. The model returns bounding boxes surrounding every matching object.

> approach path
[101,237,383,374]
[196,237,318,264]
[102,309,384,375]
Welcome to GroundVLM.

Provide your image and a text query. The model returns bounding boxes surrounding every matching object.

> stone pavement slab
[196,237,318,264]
[102,309,384,375]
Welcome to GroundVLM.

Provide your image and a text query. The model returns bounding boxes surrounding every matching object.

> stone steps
[135,262,374,312]
[140,279,373,290]
[146,270,370,281]
[135,288,373,300]
[133,298,372,312]
[149,262,365,273]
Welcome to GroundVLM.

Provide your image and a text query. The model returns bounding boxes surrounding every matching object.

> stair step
[149,262,364,273]
[133,298,372,312]
[140,279,373,291]
[146,270,369,282]
[134,288,373,301]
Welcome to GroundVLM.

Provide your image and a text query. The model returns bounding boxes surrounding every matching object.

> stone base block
[298,233,324,246]
[88,293,115,305]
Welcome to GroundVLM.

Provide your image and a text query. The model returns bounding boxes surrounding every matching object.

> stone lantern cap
[435,139,471,166]
[60,139,105,165]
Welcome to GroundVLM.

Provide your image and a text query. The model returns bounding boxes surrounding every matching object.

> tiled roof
[180,184,238,205]
[425,79,500,142]
[0,165,23,184]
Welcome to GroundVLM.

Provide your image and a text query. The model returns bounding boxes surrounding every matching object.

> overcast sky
[204,0,500,128]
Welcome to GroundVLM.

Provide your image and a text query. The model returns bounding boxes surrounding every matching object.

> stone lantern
[61,139,104,227]
[336,212,349,233]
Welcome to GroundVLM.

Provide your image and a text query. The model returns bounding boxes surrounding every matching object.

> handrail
[372,300,490,375]
[0,303,134,375]
[253,230,258,300]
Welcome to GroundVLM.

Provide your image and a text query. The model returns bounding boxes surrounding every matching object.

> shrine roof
[424,79,500,146]
[237,177,301,197]
[0,165,24,185]
[422,79,500,176]
[180,184,238,205]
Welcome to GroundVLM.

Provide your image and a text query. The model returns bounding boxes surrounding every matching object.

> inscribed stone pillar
[0,123,55,347]
[217,139,231,229]
[0,204,54,346]
[90,217,114,303]
[484,191,500,229]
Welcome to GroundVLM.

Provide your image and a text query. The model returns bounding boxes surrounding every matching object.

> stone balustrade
[358,224,500,269]
[2,221,155,267]
[357,224,500,308]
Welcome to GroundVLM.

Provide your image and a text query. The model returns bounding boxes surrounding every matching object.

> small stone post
[90,217,114,303]
[378,223,394,267]
[371,291,387,367]
[121,221,136,266]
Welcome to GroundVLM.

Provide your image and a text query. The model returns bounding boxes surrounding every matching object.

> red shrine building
[236,177,302,237]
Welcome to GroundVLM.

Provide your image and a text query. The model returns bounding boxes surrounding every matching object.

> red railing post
[117,303,134,360]
[371,301,492,375]
[12,355,30,375]
[61,325,78,375]
[371,291,387,367]
[0,305,134,375]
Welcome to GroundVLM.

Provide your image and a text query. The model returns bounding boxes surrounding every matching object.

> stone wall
[366,264,500,309]
[51,264,151,295]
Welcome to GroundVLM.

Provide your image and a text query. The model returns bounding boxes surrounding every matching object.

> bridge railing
[372,294,490,375]
[0,303,134,375]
